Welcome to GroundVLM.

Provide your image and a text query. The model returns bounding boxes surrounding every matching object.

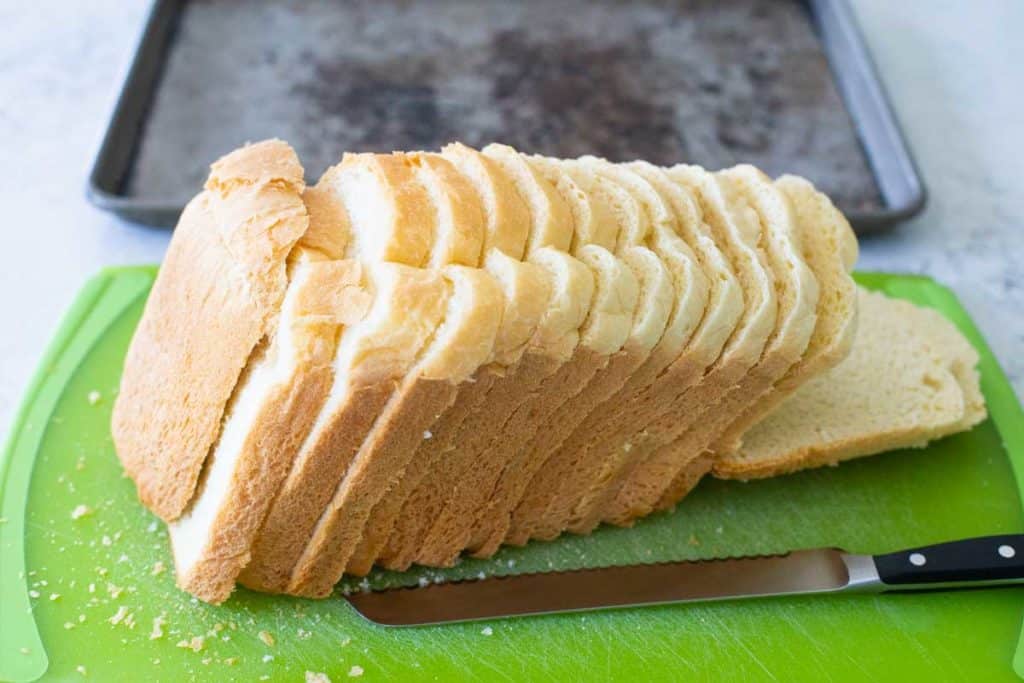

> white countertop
[0,0,1021,434]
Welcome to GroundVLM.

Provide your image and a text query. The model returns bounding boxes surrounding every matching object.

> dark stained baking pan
[88,0,925,233]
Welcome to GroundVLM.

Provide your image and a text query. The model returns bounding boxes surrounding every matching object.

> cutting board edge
[0,266,156,683]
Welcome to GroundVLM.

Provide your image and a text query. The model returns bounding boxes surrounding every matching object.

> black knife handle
[874,534,1024,587]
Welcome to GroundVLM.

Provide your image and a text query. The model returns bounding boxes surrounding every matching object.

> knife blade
[345,534,1024,626]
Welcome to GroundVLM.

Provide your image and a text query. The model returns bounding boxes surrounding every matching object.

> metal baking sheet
[88,0,925,233]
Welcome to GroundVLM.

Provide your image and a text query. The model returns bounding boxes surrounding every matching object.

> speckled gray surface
[0,0,1021,438]
[127,0,881,215]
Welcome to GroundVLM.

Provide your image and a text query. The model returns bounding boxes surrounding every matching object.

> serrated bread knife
[346,535,1024,626]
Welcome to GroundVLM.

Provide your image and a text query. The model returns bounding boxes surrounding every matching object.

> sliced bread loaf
[718,288,985,479]
[113,139,308,521]
[169,255,366,603]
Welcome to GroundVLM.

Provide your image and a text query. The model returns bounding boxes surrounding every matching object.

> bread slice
[286,265,504,597]
[412,246,612,568]
[601,165,781,526]
[327,152,489,578]
[168,255,367,603]
[113,139,308,521]
[327,152,437,266]
[481,143,574,253]
[719,288,986,479]
[354,149,602,573]
[534,156,619,250]
[458,156,636,553]
[501,157,711,546]
[441,142,530,259]
[346,250,549,576]
[375,248,582,572]
[341,146,533,577]
[562,161,745,534]
[711,175,859,475]
[547,159,740,538]
[234,263,447,594]
[644,166,820,512]
[361,144,580,572]
[483,242,639,550]
[237,151,481,592]
[409,153,485,267]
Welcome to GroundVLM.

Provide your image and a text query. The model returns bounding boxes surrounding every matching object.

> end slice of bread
[113,139,308,522]
[168,256,366,603]
[717,288,985,479]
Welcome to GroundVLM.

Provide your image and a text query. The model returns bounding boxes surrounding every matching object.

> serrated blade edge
[345,549,853,626]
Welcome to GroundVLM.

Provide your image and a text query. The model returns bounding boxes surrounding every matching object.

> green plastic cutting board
[2,268,1024,682]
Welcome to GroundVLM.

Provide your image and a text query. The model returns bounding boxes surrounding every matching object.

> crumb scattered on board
[176,636,205,653]
[149,614,166,640]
